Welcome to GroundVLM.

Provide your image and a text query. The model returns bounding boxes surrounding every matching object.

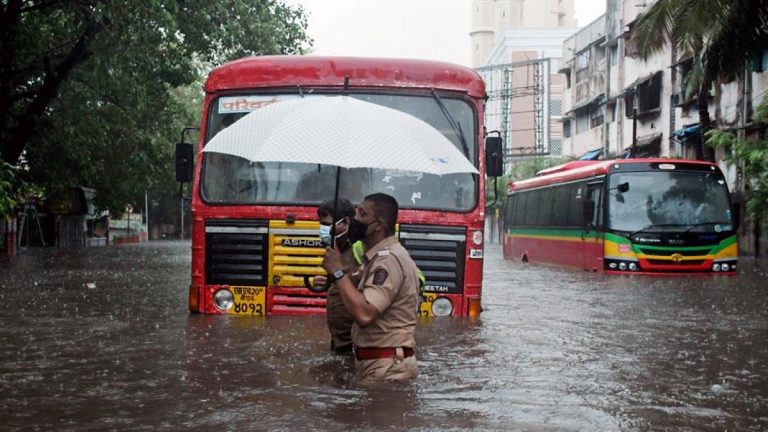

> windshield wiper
[628,224,690,237]
[676,221,733,237]
[431,89,470,159]
[629,221,733,238]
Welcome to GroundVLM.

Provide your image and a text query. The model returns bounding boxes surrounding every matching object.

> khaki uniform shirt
[352,236,420,348]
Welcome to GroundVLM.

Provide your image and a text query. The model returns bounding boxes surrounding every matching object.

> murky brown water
[1,242,766,431]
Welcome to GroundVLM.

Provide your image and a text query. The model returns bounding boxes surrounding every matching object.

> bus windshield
[201,93,477,211]
[608,170,733,233]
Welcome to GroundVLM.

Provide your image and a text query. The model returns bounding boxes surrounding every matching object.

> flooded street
[1,242,766,431]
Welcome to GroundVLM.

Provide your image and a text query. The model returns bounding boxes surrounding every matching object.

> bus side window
[505,195,516,228]
[551,186,569,226]
[525,190,540,226]
[566,184,583,227]
[539,188,554,227]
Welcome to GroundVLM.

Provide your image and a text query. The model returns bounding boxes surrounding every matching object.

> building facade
[472,0,578,163]
[558,0,768,254]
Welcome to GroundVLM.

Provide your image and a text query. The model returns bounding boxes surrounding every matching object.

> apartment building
[561,0,768,171]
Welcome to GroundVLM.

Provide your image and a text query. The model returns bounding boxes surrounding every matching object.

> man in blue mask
[315,198,358,354]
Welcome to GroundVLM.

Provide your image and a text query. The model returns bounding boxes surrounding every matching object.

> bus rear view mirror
[176,142,194,183]
[616,182,629,193]
[485,136,504,177]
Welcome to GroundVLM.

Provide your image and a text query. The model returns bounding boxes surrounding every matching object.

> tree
[1,0,310,215]
[706,97,768,219]
[631,0,768,162]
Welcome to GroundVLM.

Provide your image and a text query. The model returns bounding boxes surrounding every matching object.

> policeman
[322,193,420,381]
[314,198,358,354]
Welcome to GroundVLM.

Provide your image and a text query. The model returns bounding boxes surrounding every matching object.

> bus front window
[201,93,478,211]
[608,171,733,233]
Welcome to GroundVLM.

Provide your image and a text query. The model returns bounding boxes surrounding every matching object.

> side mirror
[175,142,194,183]
[616,182,629,193]
[485,136,504,177]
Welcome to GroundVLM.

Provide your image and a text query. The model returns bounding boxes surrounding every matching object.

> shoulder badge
[372,268,389,285]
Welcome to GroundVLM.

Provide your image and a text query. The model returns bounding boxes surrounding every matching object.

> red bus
[177,56,502,317]
[503,159,738,274]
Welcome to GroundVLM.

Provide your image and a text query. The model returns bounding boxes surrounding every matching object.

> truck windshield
[200,93,477,211]
[607,170,733,233]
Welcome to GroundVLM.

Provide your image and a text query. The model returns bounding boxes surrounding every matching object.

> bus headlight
[214,289,234,310]
[628,263,638,271]
[431,297,453,316]
[618,262,627,271]
[712,263,721,272]
[472,230,483,245]
[720,263,730,272]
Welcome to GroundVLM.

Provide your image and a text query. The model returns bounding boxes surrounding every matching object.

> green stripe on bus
[605,232,737,254]
[506,227,583,240]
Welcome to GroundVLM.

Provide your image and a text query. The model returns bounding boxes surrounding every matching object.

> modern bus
[503,159,738,274]
[176,56,503,316]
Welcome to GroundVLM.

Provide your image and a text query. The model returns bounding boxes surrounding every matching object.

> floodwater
[1,242,766,431]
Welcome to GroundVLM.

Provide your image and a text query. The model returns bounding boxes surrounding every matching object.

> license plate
[418,293,437,317]
[228,286,266,316]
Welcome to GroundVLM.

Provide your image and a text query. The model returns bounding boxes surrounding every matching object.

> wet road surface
[1,242,766,431]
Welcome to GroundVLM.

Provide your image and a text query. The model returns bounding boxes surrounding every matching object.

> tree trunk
[697,86,715,162]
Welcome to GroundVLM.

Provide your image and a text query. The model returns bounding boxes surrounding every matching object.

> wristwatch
[332,268,347,280]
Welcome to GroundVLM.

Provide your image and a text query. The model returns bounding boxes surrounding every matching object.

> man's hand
[322,244,343,274]
[312,275,328,290]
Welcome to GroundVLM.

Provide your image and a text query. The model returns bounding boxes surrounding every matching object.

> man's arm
[322,245,379,327]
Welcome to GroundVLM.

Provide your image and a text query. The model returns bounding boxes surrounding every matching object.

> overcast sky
[286,0,606,66]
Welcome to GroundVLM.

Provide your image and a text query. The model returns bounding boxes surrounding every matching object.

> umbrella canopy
[202,96,478,176]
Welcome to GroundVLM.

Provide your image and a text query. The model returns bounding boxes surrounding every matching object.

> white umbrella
[202,95,478,176]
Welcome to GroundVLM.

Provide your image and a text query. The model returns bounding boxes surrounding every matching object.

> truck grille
[268,221,327,314]
[205,220,268,286]
[398,224,466,295]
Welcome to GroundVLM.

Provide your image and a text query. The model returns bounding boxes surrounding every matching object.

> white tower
[470,0,577,67]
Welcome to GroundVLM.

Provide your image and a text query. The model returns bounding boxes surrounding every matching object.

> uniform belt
[355,346,414,360]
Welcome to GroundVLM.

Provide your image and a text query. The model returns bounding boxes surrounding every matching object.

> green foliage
[1,0,311,216]
[706,98,768,218]
[0,160,19,219]
[633,0,768,95]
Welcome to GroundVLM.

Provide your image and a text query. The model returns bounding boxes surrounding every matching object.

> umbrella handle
[305,275,329,293]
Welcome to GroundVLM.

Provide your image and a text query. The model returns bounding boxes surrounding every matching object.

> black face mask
[346,218,369,244]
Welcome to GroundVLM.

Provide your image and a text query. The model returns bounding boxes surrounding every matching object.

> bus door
[582,182,604,271]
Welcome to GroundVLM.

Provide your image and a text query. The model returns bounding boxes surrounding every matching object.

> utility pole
[631,88,638,157]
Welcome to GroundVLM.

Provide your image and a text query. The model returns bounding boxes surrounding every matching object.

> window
[576,113,589,134]
[590,104,604,128]
[566,183,585,226]
[577,49,591,70]
[551,186,570,226]
[627,72,663,117]
[610,46,618,66]
[563,119,571,138]
[524,191,540,226]
[538,189,554,226]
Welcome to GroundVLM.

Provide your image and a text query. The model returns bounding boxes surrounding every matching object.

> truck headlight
[431,297,453,316]
[214,289,234,310]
